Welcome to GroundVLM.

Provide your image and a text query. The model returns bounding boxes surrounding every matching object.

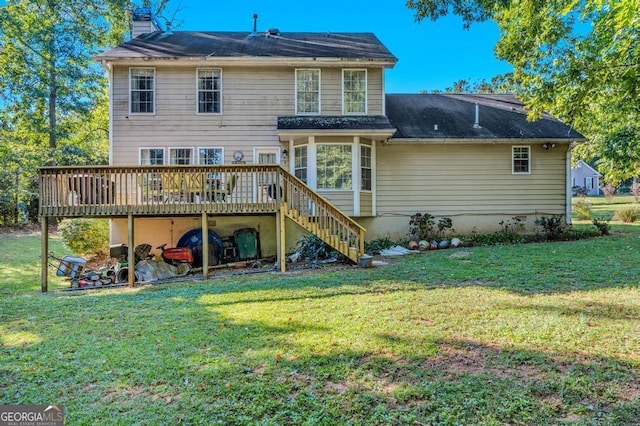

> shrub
[408,212,435,241]
[58,218,109,256]
[365,237,395,252]
[295,235,339,261]
[535,215,565,240]
[574,186,589,197]
[573,199,592,220]
[614,205,640,223]
[592,218,610,235]
[408,213,453,241]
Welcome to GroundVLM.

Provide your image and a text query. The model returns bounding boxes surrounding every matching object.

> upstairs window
[130,68,155,113]
[342,69,367,115]
[512,146,530,174]
[197,69,222,113]
[296,69,320,114]
[317,144,352,190]
[169,148,193,165]
[361,145,372,190]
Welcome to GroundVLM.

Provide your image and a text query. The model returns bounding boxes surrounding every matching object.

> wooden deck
[38,165,366,291]
[39,165,283,217]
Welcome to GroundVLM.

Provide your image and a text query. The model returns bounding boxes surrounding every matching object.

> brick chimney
[132,7,161,38]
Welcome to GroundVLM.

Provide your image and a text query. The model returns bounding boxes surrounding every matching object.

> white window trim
[512,145,531,175]
[253,147,281,164]
[195,68,223,115]
[168,147,194,165]
[196,147,225,165]
[360,144,373,192]
[295,69,321,115]
[129,67,156,115]
[139,147,165,165]
[293,144,309,184]
[316,143,353,191]
[342,69,367,116]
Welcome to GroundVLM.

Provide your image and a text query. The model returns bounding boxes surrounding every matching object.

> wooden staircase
[280,170,364,263]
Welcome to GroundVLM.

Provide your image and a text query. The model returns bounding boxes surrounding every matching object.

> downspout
[565,143,574,225]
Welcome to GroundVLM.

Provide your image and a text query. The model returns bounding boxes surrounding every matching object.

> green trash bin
[233,228,260,261]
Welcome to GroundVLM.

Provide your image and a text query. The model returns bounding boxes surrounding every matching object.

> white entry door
[254,148,280,201]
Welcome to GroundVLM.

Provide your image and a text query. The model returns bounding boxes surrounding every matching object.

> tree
[407,0,640,183]
[0,0,129,223]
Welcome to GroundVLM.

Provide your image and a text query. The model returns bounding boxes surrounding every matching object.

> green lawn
[1,226,640,425]
[572,195,640,221]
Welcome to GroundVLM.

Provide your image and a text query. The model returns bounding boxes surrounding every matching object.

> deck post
[277,203,286,272]
[41,216,49,293]
[201,212,208,279]
[128,214,135,287]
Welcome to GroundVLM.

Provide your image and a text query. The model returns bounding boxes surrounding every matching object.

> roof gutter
[387,137,585,144]
[95,56,398,68]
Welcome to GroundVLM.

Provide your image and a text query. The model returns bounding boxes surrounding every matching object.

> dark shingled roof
[278,116,394,131]
[386,94,584,140]
[97,31,397,62]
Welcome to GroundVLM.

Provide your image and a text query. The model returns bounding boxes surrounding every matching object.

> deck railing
[39,165,283,217]
[39,164,365,258]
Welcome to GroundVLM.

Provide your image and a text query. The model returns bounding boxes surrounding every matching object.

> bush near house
[57,218,109,256]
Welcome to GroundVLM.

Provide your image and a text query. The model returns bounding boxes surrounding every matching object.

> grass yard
[572,195,639,221]
[1,224,640,424]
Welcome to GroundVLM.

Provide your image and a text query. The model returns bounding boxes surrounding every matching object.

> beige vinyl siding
[374,142,568,233]
[360,192,373,216]
[111,65,384,165]
[111,65,293,165]
[318,191,354,216]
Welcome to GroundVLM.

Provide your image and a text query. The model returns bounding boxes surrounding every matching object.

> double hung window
[512,146,530,174]
[130,68,155,113]
[296,69,320,114]
[197,69,222,113]
[342,70,367,114]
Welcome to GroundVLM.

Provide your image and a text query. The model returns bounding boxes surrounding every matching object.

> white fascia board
[99,57,397,68]
[386,138,582,145]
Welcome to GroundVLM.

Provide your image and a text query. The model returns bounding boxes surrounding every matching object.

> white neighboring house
[571,160,601,196]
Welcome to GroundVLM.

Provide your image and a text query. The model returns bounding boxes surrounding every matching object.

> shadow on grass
[2,281,640,424]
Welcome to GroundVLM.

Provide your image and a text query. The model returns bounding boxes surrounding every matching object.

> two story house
[38,11,583,289]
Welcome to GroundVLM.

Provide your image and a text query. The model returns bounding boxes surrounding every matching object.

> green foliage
[592,218,611,236]
[409,213,454,241]
[614,205,640,223]
[295,235,339,261]
[58,218,109,256]
[573,199,592,220]
[409,212,435,241]
[365,237,396,252]
[469,217,526,245]
[408,0,640,182]
[535,215,565,240]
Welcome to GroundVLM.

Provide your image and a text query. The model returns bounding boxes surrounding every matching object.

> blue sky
[172,0,513,93]
[0,0,512,93]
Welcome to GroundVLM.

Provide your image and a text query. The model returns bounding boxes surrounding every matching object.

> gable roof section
[386,94,584,140]
[572,160,602,176]
[97,31,397,65]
